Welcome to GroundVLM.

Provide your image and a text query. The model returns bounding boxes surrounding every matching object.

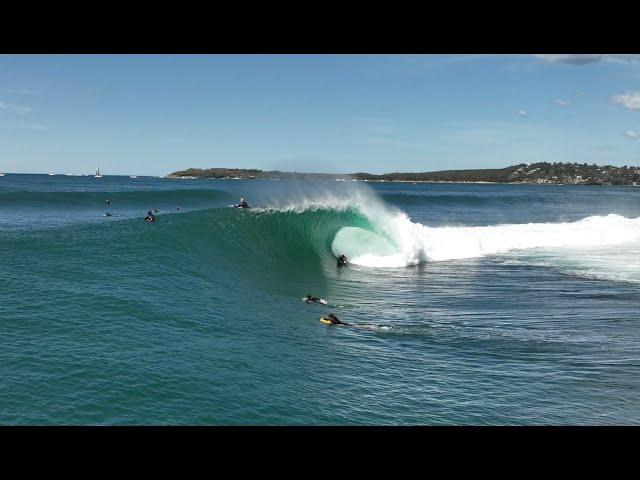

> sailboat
[95,167,102,178]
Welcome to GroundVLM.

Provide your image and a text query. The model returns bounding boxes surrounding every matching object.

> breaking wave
[251,187,640,268]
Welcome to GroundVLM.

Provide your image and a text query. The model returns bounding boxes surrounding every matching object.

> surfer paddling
[320,313,348,326]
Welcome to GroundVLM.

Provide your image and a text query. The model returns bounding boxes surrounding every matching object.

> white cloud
[534,54,604,65]
[605,54,640,64]
[612,91,640,110]
[556,99,570,107]
[0,100,33,114]
[534,54,640,65]
[625,130,638,140]
[518,109,528,117]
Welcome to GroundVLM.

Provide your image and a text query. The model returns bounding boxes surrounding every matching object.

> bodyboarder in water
[145,210,156,222]
[337,254,348,266]
[234,197,250,209]
[304,294,327,305]
[322,313,348,326]
[305,294,321,303]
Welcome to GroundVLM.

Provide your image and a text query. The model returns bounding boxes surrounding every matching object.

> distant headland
[167,163,640,186]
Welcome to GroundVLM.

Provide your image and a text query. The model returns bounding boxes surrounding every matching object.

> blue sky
[1,54,640,175]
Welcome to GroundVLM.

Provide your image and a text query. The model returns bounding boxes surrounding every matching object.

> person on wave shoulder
[337,254,348,266]
[234,197,250,209]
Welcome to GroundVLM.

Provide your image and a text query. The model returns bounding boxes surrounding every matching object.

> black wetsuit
[145,212,156,222]
[327,314,348,325]
[337,255,348,266]
[305,296,322,303]
[234,201,250,209]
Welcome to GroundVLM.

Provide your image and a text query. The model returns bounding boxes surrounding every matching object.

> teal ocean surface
[2,174,640,425]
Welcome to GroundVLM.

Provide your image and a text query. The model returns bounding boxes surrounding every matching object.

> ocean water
[1,174,639,425]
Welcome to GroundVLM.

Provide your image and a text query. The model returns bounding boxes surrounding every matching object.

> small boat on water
[95,167,102,178]
[129,175,137,179]
[0,173,5,176]
[48,173,56,176]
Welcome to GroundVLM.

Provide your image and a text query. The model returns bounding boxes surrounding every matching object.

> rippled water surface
[1,174,639,424]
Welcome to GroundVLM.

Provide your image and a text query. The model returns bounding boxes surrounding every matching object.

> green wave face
[175,207,376,279]
[0,203,384,315]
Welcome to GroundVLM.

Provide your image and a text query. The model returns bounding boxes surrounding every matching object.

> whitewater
[258,185,640,270]
[335,212,640,267]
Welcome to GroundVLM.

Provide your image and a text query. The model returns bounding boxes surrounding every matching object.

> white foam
[334,212,640,267]
[258,183,640,269]
[506,244,640,284]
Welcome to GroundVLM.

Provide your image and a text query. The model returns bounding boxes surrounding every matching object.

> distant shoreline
[165,175,502,183]
[164,177,640,186]
[166,162,640,186]
[6,162,640,186]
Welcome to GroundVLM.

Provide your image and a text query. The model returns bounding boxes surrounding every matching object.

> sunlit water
[1,174,639,424]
